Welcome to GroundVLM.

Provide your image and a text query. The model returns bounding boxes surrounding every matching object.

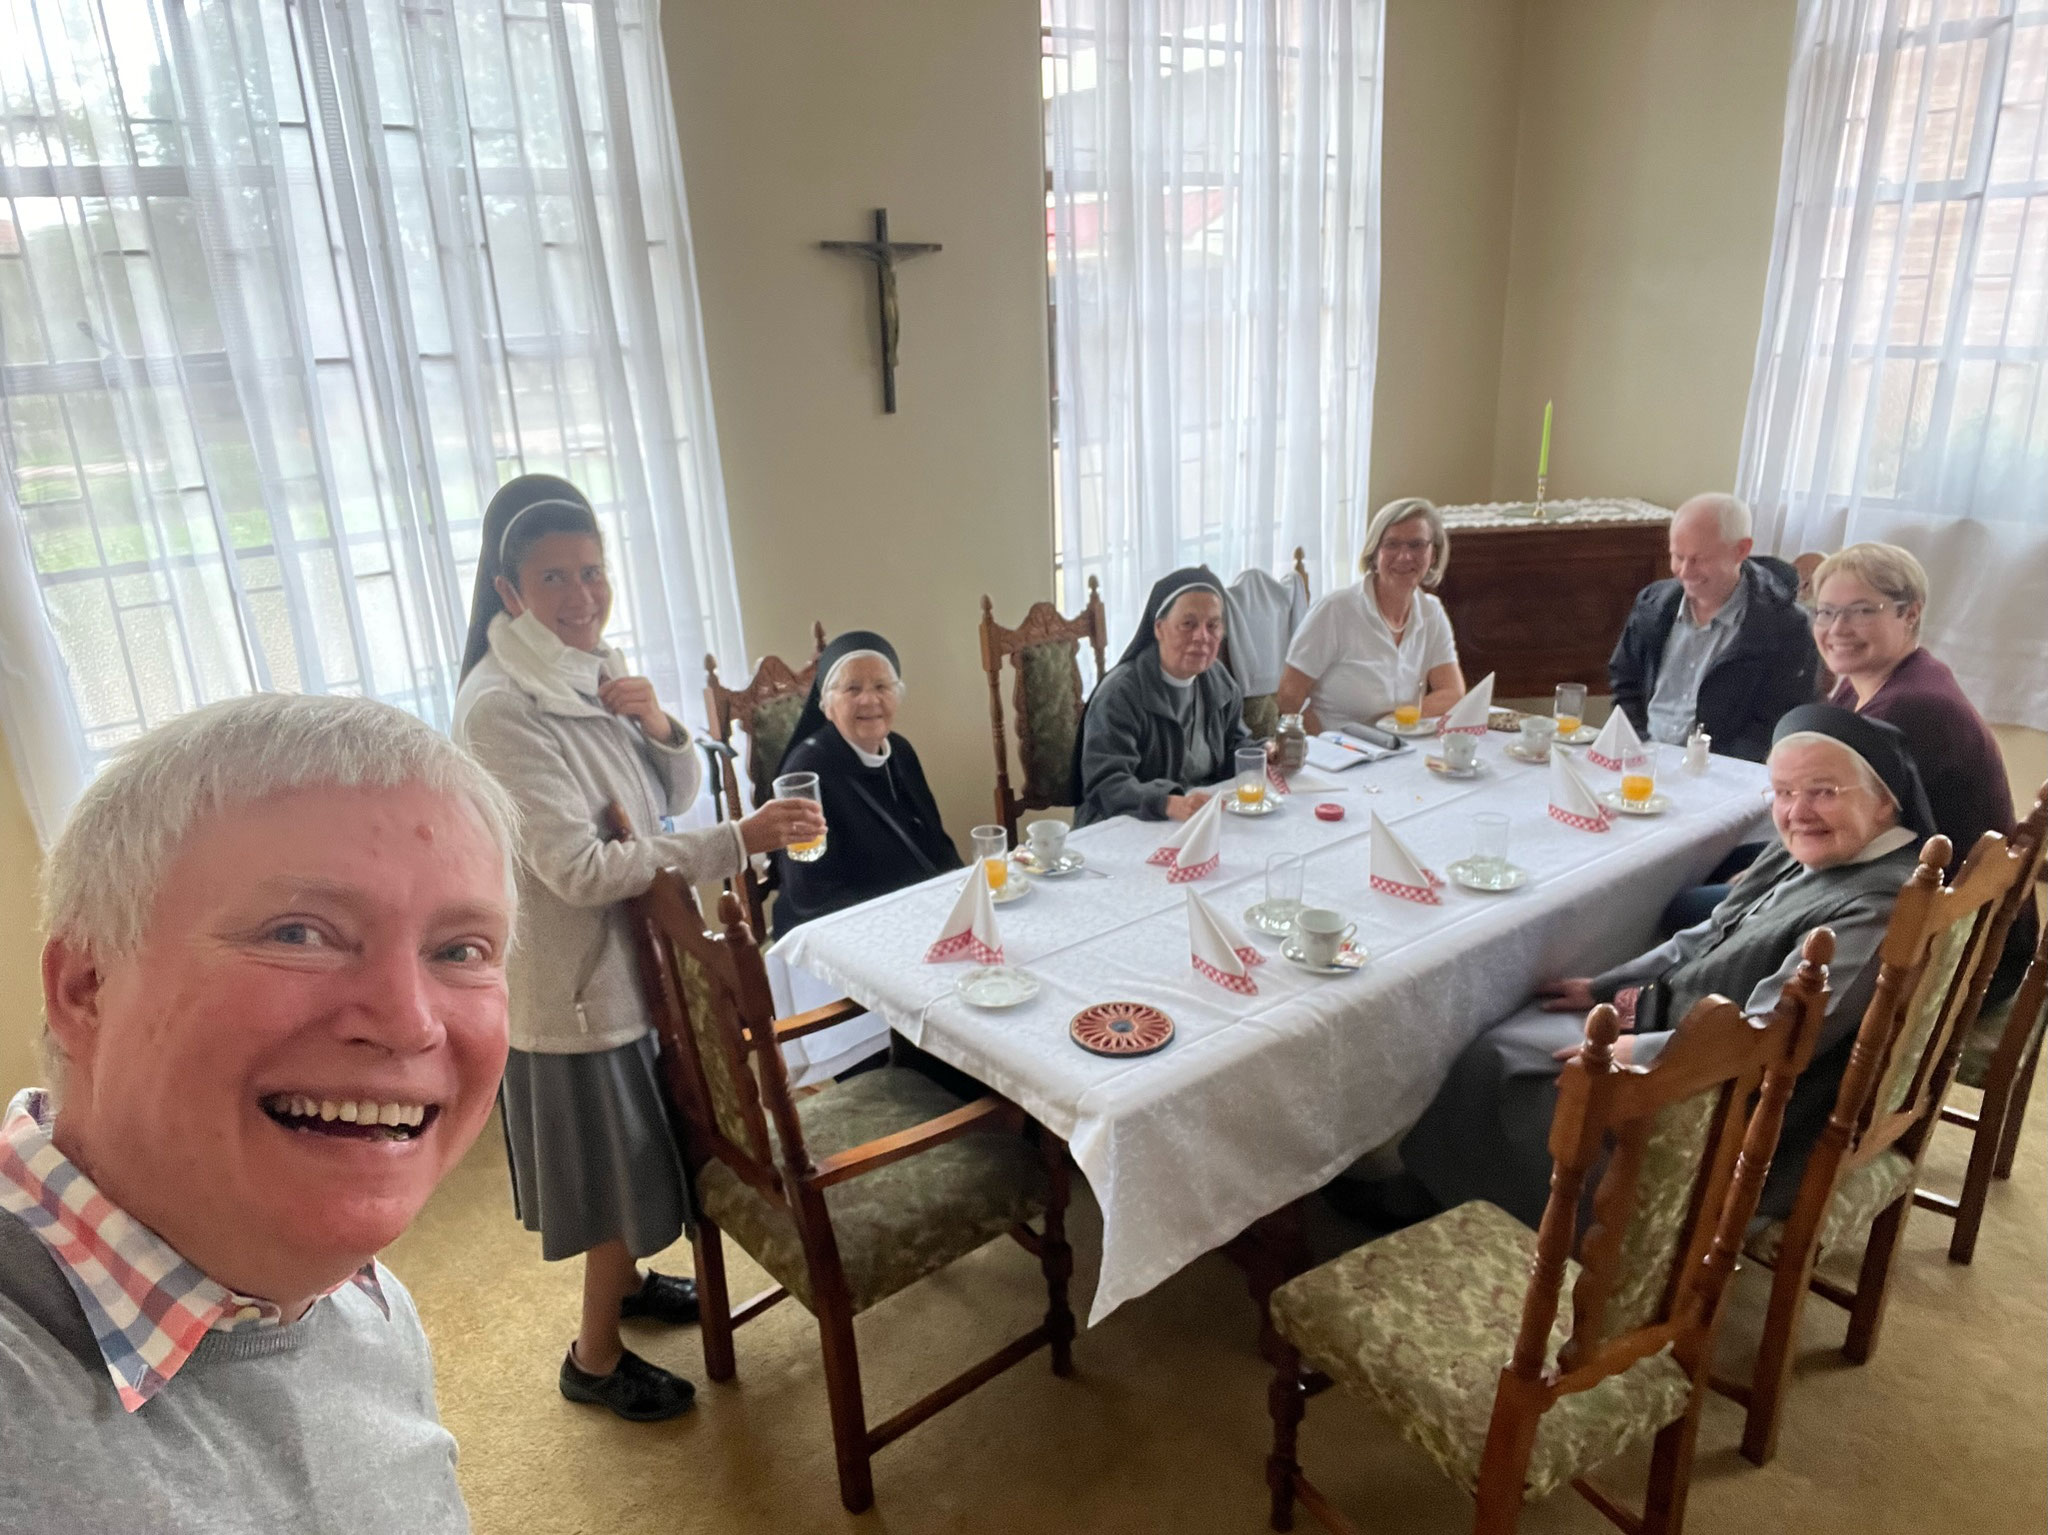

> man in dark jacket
[1609,493,1819,762]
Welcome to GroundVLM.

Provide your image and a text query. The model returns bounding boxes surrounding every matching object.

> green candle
[1538,399,1553,480]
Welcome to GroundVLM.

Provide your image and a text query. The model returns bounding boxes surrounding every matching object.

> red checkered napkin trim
[1265,761,1290,795]
[1234,943,1266,968]
[1147,845,1179,867]
[1548,802,1612,833]
[1586,748,1622,771]
[1167,852,1220,884]
[1193,954,1258,993]
[1438,721,1488,736]
[1370,872,1443,905]
[924,931,1002,964]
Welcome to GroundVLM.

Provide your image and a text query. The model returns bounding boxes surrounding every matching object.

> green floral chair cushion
[744,694,808,806]
[1878,917,1974,1115]
[1745,1148,1915,1266]
[1013,641,1082,804]
[694,1066,1047,1315]
[1270,1200,1693,1502]
[1606,1089,1718,1335]
[1241,692,1279,742]
[1953,996,2010,1091]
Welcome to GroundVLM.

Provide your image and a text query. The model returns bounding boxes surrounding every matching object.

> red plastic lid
[1314,801,1345,821]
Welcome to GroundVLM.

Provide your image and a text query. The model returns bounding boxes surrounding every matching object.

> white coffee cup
[1518,716,1558,760]
[1027,819,1068,864]
[1295,907,1356,967]
[1443,732,1478,773]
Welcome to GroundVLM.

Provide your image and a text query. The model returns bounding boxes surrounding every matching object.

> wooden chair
[1711,829,2025,1465]
[1915,784,2048,1263]
[1263,932,1834,1535]
[701,622,826,929]
[979,580,1109,838]
[1792,551,1825,604]
[623,869,1075,1514]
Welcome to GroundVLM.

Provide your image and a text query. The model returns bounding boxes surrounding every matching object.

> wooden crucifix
[820,208,940,414]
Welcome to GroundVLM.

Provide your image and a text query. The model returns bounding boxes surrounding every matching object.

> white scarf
[485,610,627,717]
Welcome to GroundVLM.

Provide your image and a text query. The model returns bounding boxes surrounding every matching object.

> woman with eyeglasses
[1275,498,1466,737]
[770,630,962,937]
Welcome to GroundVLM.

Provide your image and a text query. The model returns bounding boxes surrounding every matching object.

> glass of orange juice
[1620,746,1658,806]
[1234,745,1268,808]
[1554,682,1586,738]
[972,824,1009,892]
[772,771,827,862]
[1393,681,1424,730]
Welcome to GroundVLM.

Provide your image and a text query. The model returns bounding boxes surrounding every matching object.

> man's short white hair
[39,694,521,1089]
[1674,492,1753,545]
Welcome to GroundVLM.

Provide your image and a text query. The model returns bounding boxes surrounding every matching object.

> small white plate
[1447,857,1528,893]
[1556,724,1600,746]
[1503,742,1554,765]
[1243,900,1300,937]
[1280,935,1369,974]
[1224,794,1281,817]
[955,966,1040,1008]
[991,874,1034,904]
[1424,755,1486,779]
[1374,714,1440,739]
[1599,789,1672,816]
[1014,848,1086,877]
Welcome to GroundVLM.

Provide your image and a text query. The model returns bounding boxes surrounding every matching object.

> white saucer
[1243,900,1301,937]
[1599,790,1672,816]
[1224,794,1281,817]
[1504,742,1555,765]
[1556,725,1600,746]
[1014,848,1086,877]
[955,966,1040,1008]
[991,874,1034,903]
[1374,714,1439,739]
[1280,935,1369,974]
[1447,857,1527,893]
[1424,755,1486,779]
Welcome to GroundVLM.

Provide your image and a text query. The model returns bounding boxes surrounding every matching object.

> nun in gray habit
[1074,566,1253,826]
[1396,706,1938,1230]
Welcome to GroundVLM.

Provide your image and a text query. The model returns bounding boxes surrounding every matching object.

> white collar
[851,737,892,768]
[1159,666,1197,691]
[485,610,627,717]
[1850,825,1918,864]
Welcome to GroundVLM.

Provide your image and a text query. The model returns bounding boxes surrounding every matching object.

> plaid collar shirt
[0,1087,388,1412]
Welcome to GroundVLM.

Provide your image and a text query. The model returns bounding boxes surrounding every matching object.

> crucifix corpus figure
[820,208,940,414]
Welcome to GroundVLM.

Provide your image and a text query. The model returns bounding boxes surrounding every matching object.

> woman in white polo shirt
[1276,497,1467,735]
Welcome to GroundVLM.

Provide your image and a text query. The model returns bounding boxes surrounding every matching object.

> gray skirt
[499,1033,692,1263]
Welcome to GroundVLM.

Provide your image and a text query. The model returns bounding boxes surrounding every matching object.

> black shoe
[559,1346,697,1422]
[619,1270,699,1325]
[1320,1172,1439,1232]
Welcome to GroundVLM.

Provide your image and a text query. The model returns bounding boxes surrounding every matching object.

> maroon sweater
[1830,647,2014,866]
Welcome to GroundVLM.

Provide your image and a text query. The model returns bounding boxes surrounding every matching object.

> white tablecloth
[772,745,1772,1324]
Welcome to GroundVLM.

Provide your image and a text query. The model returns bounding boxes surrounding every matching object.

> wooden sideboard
[1431,499,1671,699]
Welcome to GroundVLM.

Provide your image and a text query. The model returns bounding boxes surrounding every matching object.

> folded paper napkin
[923,869,1004,964]
[1265,757,1290,795]
[1437,671,1495,736]
[1368,811,1443,904]
[1549,750,1613,832]
[1187,888,1264,994]
[1586,707,1643,771]
[1147,791,1225,882]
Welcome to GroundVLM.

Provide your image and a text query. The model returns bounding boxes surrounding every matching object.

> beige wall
[1490,0,1797,505]
[662,0,1055,846]
[0,766,43,1102]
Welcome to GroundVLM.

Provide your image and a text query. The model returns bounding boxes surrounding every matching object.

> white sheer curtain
[1739,0,2048,728]
[1043,0,1383,645]
[0,0,742,844]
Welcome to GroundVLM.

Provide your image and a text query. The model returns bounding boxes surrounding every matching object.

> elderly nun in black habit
[1074,566,1254,827]
[1354,706,1938,1234]
[771,632,963,938]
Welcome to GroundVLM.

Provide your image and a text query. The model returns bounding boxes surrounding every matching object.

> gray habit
[1401,832,1923,1229]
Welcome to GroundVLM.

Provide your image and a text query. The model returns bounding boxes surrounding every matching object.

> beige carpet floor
[387,1071,2048,1535]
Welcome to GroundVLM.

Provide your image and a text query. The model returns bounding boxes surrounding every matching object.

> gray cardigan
[1076,649,1250,826]
[454,653,744,1055]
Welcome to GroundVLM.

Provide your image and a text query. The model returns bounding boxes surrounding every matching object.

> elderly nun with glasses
[452,474,824,1425]
[1074,567,1255,827]
[770,631,963,938]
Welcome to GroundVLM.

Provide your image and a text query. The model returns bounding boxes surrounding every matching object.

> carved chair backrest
[703,621,828,814]
[627,866,817,1208]
[1504,931,1832,1398]
[979,580,1109,834]
[1838,831,2026,1168]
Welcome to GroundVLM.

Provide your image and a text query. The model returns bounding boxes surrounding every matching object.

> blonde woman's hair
[1811,542,1929,633]
[1358,497,1450,588]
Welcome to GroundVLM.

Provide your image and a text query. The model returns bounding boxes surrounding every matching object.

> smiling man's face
[44,781,512,1308]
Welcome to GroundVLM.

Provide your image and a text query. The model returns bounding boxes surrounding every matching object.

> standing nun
[771,630,962,938]
[1074,566,1252,826]
[452,474,824,1422]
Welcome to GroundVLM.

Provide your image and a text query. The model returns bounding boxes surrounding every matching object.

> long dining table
[771,739,1773,1325]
